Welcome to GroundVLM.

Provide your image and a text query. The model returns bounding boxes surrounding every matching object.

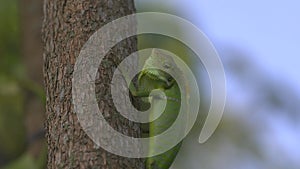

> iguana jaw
[143,69,174,87]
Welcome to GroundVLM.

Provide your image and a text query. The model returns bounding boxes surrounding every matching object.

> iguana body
[146,83,182,169]
[130,49,185,169]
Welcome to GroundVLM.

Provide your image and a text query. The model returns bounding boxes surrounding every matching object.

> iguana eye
[163,63,171,69]
[167,77,173,82]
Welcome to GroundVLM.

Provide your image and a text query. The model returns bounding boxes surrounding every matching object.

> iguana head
[142,49,178,87]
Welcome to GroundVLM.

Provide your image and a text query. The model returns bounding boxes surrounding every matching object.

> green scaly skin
[130,49,185,169]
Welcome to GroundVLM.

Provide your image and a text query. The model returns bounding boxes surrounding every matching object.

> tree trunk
[42,0,142,168]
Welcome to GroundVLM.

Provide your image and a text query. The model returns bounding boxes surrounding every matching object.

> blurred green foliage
[0,0,27,161]
[0,0,24,76]
[2,146,47,169]
[0,0,46,168]
[0,75,26,159]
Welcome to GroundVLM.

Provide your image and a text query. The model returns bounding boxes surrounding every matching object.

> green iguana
[129,49,187,169]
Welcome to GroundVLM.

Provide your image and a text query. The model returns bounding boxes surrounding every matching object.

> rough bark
[42,0,142,168]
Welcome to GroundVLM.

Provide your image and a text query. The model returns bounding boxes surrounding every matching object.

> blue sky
[192,0,300,93]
